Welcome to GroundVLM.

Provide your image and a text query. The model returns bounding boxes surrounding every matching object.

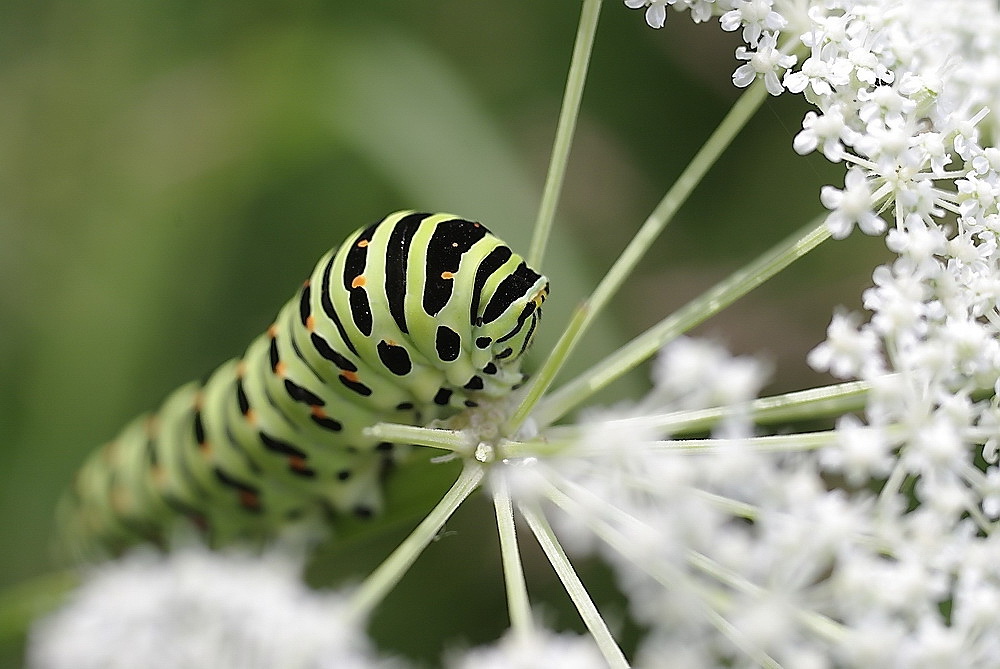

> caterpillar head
[474,261,548,369]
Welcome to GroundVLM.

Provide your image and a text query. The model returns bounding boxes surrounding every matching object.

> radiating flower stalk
[25,0,1000,667]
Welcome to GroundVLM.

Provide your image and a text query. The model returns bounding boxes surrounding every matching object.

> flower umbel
[27,546,398,669]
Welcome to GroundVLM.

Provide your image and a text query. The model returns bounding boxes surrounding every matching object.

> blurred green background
[0,0,883,665]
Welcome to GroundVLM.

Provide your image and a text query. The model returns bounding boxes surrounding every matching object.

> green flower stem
[528,0,603,267]
[640,379,872,435]
[534,214,832,427]
[347,463,484,622]
[652,430,842,453]
[504,305,590,437]
[877,460,908,511]
[502,427,855,461]
[965,502,993,536]
[695,490,759,521]
[540,379,873,444]
[519,502,629,668]
[505,79,772,436]
[497,436,577,460]
[491,477,534,638]
[365,422,471,454]
[731,378,871,427]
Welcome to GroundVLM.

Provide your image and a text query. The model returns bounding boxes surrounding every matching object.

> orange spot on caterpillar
[289,456,309,472]
[245,408,257,425]
[198,440,212,456]
[358,239,369,248]
[341,370,359,383]
[310,406,326,418]
[239,490,260,510]
[303,278,311,287]
[441,271,455,280]
[267,324,278,338]
[275,361,287,377]
[351,275,366,288]
[235,361,246,378]
[306,315,316,332]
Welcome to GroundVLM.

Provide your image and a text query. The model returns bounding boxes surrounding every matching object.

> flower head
[28,546,398,669]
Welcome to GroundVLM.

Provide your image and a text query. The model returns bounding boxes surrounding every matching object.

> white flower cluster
[600,0,1000,665]
[500,340,859,666]
[27,546,398,669]
[802,4,1000,663]
[500,332,1000,665]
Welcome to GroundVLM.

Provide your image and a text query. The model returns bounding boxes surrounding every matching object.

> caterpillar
[61,211,548,557]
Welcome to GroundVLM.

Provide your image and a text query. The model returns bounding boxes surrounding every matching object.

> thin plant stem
[633,379,872,435]
[505,79,772,435]
[519,502,630,668]
[695,490,759,521]
[649,430,844,453]
[347,464,484,622]
[535,214,832,427]
[365,422,471,454]
[500,427,860,460]
[720,378,871,428]
[491,476,534,638]
[539,379,873,443]
[528,0,604,268]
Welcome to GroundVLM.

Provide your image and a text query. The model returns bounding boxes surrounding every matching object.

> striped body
[63,211,548,555]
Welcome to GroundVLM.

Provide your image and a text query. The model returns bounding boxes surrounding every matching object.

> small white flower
[624,0,672,29]
[857,85,917,133]
[782,46,852,100]
[847,45,892,88]
[808,310,883,378]
[732,31,797,95]
[956,174,1000,219]
[863,267,929,338]
[719,0,786,47]
[821,414,894,485]
[820,168,886,239]
[793,105,852,160]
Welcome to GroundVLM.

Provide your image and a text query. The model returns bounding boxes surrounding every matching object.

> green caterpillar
[62,211,548,556]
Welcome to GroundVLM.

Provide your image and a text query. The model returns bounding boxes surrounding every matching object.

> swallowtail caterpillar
[62,211,548,556]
